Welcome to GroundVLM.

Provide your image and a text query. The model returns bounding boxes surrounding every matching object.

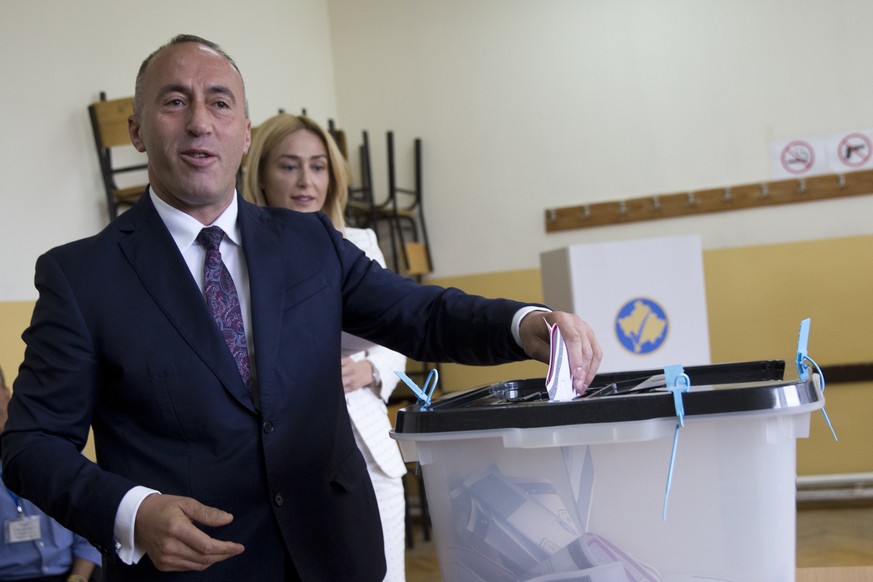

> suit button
[262,420,274,433]
[274,493,285,506]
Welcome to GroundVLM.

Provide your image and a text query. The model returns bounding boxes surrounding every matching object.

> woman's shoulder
[343,226,377,248]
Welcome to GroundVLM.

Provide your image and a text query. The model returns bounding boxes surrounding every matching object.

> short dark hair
[133,34,248,116]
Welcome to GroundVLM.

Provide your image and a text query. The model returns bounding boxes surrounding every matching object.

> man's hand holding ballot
[519,310,602,395]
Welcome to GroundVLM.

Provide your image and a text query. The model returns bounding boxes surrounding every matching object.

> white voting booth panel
[540,235,710,372]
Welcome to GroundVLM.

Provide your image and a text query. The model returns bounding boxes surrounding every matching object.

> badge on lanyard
[4,491,42,543]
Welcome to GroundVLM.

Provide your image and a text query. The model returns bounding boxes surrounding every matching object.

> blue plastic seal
[662,364,691,521]
[395,368,439,409]
[795,318,837,442]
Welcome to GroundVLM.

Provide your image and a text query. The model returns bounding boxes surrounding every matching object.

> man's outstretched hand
[519,310,602,393]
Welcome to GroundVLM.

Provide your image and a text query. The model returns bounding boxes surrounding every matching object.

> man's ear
[129,115,146,153]
[243,119,252,156]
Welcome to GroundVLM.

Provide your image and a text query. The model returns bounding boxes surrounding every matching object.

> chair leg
[417,470,431,541]
[412,138,434,273]
[387,133,432,279]
[403,471,415,549]
[385,131,402,273]
[384,215,402,273]
[395,216,417,274]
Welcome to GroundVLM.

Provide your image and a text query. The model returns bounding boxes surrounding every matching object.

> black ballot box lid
[394,360,822,435]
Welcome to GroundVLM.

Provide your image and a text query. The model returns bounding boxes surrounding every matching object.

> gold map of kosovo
[618,300,666,353]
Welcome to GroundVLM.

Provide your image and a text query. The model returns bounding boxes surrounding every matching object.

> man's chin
[153,183,236,215]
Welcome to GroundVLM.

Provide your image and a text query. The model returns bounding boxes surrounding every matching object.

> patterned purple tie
[196,227,252,393]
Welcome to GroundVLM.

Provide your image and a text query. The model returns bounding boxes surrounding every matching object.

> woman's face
[260,128,330,213]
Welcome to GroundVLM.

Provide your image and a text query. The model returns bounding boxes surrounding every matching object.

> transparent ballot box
[391,361,823,582]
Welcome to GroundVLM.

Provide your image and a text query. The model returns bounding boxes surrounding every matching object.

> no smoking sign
[780,140,815,175]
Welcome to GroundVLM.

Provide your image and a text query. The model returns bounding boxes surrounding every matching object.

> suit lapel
[115,194,257,414]
[238,201,287,412]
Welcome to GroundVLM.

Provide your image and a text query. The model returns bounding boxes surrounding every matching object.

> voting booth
[540,235,710,373]
[392,361,823,581]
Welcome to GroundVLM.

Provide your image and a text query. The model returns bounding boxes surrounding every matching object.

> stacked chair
[88,92,148,220]
[346,131,432,282]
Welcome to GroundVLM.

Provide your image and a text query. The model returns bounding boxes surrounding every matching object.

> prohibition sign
[781,140,815,174]
[838,133,872,168]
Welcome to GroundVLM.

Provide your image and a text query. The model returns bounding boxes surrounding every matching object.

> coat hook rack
[544,168,873,232]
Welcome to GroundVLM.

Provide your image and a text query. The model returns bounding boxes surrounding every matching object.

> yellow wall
[414,268,549,393]
[0,301,31,386]
[0,301,97,461]
[3,234,871,475]
[703,235,873,476]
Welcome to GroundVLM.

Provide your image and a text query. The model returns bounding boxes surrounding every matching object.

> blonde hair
[243,113,349,231]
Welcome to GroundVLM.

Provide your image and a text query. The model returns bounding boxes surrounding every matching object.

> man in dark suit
[1,34,601,581]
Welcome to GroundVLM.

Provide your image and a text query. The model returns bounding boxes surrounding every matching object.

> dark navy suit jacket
[1,192,530,581]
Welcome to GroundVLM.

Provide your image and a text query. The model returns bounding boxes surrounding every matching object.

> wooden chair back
[88,93,148,219]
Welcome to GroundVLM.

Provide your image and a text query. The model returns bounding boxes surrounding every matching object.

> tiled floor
[404,528,440,582]
[796,504,873,568]
[404,504,873,581]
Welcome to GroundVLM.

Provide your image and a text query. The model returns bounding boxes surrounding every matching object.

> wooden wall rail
[545,169,873,233]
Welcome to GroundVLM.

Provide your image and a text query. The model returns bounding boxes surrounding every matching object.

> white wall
[3,0,873,302]
[0,0,337,301]
[328,0,873,277]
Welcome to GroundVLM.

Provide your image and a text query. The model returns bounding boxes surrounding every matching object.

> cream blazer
[341,227,408,479]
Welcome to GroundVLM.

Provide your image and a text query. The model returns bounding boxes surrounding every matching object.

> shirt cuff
[512,306,551,347]
[114,486,160,565]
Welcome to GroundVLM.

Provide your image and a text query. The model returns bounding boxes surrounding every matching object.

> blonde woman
[244,114,408,582]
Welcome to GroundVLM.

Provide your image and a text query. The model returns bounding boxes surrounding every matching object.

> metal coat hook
[759,183,769,198]
[723,188,733,202]
[548,209,556,222]
[580,205,591,219]
[651,196,661,212]
[618,200,628,215]
[798,178,807,193]
[837,174,846,189]
[686,192,697,206]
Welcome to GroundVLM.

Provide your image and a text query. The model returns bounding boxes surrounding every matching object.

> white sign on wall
[540,235,711,374]
[827,131,873,172]
[771,128,873,178]
[770,137,828,178]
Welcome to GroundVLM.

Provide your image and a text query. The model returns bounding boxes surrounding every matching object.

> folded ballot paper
[545,321,577,402]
